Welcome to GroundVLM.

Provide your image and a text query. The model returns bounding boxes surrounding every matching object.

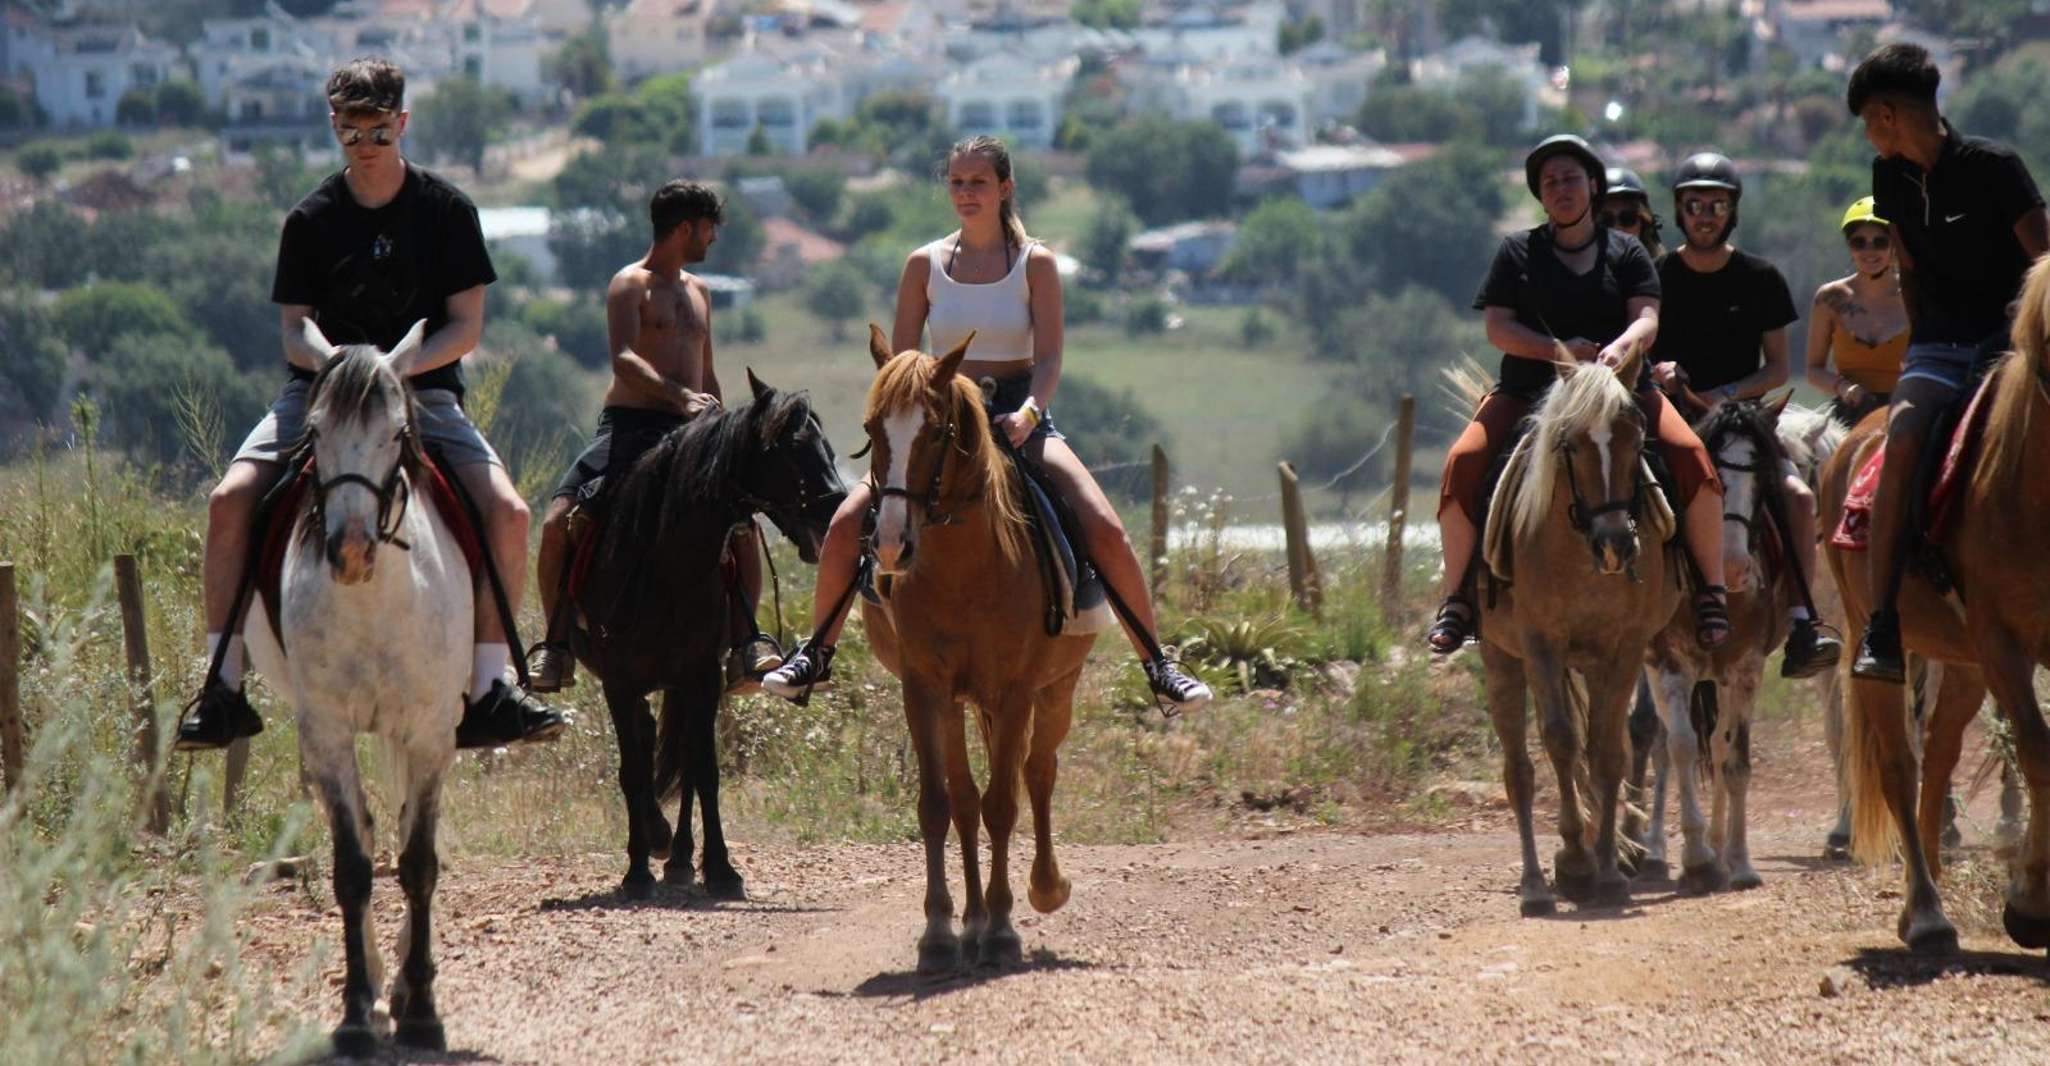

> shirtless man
[530,179,777,692]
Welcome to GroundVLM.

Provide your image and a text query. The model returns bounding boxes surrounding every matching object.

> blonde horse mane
[865,349,1029,563]
[1508,362,1639,542]
[1971,256,2050,500]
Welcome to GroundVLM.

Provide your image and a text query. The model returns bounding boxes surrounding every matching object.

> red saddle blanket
[255,453,486,644]
[1830,377,1995,551]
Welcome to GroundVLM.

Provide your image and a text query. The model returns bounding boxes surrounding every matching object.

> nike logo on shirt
[1945,213,1967,222]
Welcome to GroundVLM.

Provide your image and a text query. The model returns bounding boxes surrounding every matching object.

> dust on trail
[237,728,2050,1065]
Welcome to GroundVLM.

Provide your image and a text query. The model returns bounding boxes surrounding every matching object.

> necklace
[1552,225,1597,254]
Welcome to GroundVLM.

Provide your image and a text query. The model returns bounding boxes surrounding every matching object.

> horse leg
[1623,675,1659,852]
[904,679,960,973]
[1850,672,1957,953]
[1971,634,2050,951]
[1998,760,2027,848]
[1648,658,1721,894]
[1481,646,1552,915]
[1716,673,1763,891]
[686,670,744,900]
[1583,665,1637,907]
[1025,673,1080,915]
[303,720,381,1057]
[939,699,986,961]
[978,691,1034,967]
[1822,663,1854,861]
[1643,708,1673,882]
[658,688,694,886]
[1917,667,1984,882]
[605,686,658,900]
[1534,659,1595,903]
[389,748,449,1051]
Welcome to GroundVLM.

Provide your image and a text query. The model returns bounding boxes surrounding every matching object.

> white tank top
[924,237,1036,363]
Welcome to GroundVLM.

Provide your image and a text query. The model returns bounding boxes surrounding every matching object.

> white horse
[243,321,470,1056]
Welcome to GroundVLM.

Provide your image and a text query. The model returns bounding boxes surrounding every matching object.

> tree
[1047,375,1162,500]
[552,144,669,211]
[1222,197,1320,285]
[546,26,613,100]
[0,289,68,422]
[116,88,155,126]
[571,93,657,143]
[0,85,29,129]
[745,124,772,156]
[89,331,268,468]
[1278,15,1325,55]
[1080,197,1135,287]
[479,322,595,480]
[254,143,321,209]
[518,297,610,368]
[635,72,697,156]
[0,201,90,288]
[154,79,206,127]
[84,131,133,160]
[702,190,766,277]
[1071,0,1141,29]
[414,75,513,174]
[548,209,642,294]
[803,260,870,341]
[53,282,199,360]
[1339,146,1504,307]
[16,143,63,185]
[782,168,845,226]
[1357,68,1531,147]
[1084,116,1238,227]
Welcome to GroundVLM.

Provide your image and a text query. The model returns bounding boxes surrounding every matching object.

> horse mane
[296,345,424,547]
[1972,256,2050,499]
[605,388,812,561]
[1509,363,1637,541]
[865,351,1027,563]
[1775,401,1844,481]
[1697,399,1793,481]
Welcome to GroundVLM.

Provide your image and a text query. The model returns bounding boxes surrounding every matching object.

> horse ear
[385,318,428,368]
[934,330,974,383]
[747,367,771,401]
[868,323,892,368]
[1762,386,1794,422]
[1613,340,1644,390]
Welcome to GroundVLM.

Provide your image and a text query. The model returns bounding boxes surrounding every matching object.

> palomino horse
[858,327,1096,971]
[1469,350,1686,915]
[1829,257,2050,956]
[572,374,845,899]
[243,323,467,1056]
[1638,394,1799,894]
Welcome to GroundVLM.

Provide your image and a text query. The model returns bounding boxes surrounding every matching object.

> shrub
[84,131,133,160]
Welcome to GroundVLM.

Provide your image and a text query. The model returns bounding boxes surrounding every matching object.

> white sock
[470,643,510,699]
[1789,606,1812,622]
[206,632,245,688]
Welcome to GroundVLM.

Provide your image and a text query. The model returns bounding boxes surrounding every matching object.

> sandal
[1427,596,1475,654]
[1694,585,1732,650]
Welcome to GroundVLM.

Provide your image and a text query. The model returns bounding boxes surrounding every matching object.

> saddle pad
[1482,436,1676,582]
[1016,465,1113,636]
[257,452,484,646]
[1830,375,1995,551]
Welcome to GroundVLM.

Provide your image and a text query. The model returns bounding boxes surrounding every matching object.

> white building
[696,47,849,157]
[1411,35,1555,133]
[1132,2,1286,62]
[1760,0,1890,71]
[1271,143,1405,208]
[15,21,181,128]
[1292,41,1386,131]
[1127,54,1313,155]
[937,54,1069,152]
[451,0,548,104]
[607,0,712,82]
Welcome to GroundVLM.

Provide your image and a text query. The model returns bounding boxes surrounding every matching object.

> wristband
[1018,398,1041,429]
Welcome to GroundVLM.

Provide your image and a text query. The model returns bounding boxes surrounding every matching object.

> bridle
[1706,420,1774,553]
[308,423,417,551]
[870,400,976,528]
[1560,412,1647,538]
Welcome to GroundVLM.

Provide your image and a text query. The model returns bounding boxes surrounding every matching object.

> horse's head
[1518,352,1648,576]
[303,319,423,585]
[862,324,1014,576]
[1700,390,1792,594]
[737,369,846,564]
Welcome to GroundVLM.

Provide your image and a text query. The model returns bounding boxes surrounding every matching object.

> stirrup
[1693,585,1732,650]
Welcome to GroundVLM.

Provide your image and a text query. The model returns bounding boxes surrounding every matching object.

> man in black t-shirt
[176,59,563,751]
[1648,152,1839,678]
[1845,44,2050,682]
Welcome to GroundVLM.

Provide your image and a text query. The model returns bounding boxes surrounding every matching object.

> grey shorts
[231,378,503,469]
[1896,342,1979,391]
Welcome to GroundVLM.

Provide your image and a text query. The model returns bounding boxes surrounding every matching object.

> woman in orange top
[1804,197,1908,426]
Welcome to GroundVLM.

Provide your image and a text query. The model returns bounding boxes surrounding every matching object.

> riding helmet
[1605,167,1651,203]
[1524,134,1607,200]
[1671,151,1742,200]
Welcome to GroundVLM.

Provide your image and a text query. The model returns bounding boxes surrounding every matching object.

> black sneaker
[1143,658,1213,716]
[455,680,566,750]
[760,642,834,702]
[1780,617,1842,680]
[173,680,264,752]
[1850,610,1906,684]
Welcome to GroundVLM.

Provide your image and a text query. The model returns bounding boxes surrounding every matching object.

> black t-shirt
[1871,122,2044,347]
[1473,226,1661,394]
[1648,249,1798,393]
[271,164,496,397]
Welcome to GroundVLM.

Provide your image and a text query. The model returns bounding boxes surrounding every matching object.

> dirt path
[241,732,2050,1064]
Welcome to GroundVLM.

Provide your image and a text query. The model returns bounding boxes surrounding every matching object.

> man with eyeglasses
[1845,43,2050,683]
[175,57,564,751]
[1647,150,1840,680]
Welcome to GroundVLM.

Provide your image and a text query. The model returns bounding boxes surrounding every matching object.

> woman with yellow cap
[1804,196,1909,426]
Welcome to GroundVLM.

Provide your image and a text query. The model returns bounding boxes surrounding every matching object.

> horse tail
[1567,670,1647,861]
[652,692,688,803]
[1841,659,1902,864]
[1973,256,2050,500]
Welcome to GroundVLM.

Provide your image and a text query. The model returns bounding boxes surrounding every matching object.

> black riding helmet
[1605,167,1650,202]
[1524,134,1607,202]
[1672,151,1741,243]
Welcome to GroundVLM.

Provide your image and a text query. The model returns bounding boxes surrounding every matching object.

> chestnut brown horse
[1826,256,2050,956]
[858,327,1097,971]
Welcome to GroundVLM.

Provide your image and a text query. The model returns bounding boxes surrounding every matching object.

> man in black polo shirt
[1846,43,2050,682]
[1649,151,1839,679]
[175,58,563,750]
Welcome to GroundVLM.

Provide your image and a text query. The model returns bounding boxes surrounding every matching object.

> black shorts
[552,406,688,505]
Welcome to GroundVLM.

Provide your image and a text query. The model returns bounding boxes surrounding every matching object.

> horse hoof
[1520,895,1557,918]
[1729,869,1764,892]
[1554,870,1595,904]
[663,860,694,887]
[1633,858,1671,884]
[620,872,656,901]
[332,1023,377,1059]
[1821,843,1851,862]
[2002,902,2050,950]
[1904,916,1960,956]
[1588,876,1632,909]
[1679,863,1727,896]
[705,874,747,902]
[1028,876,1071,914]
[396,1017,446,1052]
[916,936,961,975]
[979,928,1024,969]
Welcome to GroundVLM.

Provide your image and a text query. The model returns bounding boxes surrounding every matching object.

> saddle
[253,449,486,647]
[1479,422,1679,583]
[1830,372,1996,553]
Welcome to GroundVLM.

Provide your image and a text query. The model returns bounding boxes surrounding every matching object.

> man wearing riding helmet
[1602,167,1666,259]
[1647,151,1839,679]
[1845,43,2050,683]
[1431,135,1730,655]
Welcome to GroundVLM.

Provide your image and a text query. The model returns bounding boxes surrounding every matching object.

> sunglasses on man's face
[1599,210,1642,228]
[335,125,396,147]
[1847,234,1891,251]
[1681,199,1732,219]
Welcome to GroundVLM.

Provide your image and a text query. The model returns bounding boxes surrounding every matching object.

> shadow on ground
[844,949,1101,1002]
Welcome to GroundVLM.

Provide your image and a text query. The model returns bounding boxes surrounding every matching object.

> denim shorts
[1897,341,1982,391]
[983,373,1063,442]
[232,378,503,469]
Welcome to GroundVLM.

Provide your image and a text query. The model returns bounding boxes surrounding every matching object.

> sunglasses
[335,125,396,147]
[1681,200,1732,219]
[1847,234,1891,251]
[1599,210,1642,228]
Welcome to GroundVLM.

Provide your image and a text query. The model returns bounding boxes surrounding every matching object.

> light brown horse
[1827,257,2050,956]
[858,327,1097,971]
[1466,349,1686,915]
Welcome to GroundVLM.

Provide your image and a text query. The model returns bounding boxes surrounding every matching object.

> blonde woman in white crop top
[764,137,1212,711]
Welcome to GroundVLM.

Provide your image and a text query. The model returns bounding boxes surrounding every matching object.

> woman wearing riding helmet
[1430,135,1730,654]
[1804,197,1908,427]
[1601,167,1667,259]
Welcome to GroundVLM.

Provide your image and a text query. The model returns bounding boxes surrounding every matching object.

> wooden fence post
[115,554,170,834]
[224,735,251,816]
[1,564,23,797]
[1149,443,1169,603]
[1278,461,1322,616]
[1381,395,1417,606]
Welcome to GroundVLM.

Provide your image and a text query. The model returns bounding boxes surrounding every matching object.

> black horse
[571,371,846,899]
